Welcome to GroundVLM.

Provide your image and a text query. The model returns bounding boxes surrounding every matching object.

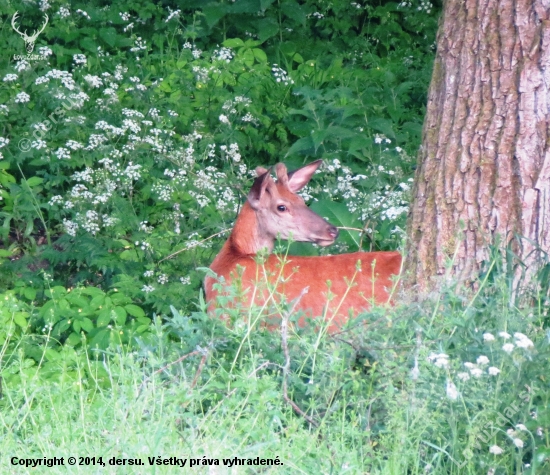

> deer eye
[277,205,287,212]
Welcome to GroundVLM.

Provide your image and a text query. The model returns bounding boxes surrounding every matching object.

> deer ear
[286,159,322,192]
[248,167,272,209]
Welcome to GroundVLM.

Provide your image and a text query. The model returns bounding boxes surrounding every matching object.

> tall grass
[1,257,548,474]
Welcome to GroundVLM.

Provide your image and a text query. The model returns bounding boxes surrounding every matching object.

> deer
[204,159,402,332]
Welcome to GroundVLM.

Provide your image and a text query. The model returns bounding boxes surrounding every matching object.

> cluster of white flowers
[75,9,91,20]
[0,137,8,160]
[484,331,535,354]
[130,37,147,53]
[15,92,30,103]
[73,54,87,66]
[3,74,17,82]
[165,8,180,22]
[15,60,30,72]
[417,0,433,13]
[84,75,103,88]
[271,65,294,86]
[57,6,70,18]
[427,352,449,368]
[220,143,241,162]
[35,69,76,90]
[213,46,233,62]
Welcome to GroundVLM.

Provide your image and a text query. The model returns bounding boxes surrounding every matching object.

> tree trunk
[405,0,550,289]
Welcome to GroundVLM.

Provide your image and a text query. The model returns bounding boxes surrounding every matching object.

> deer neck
[227,201,274,257]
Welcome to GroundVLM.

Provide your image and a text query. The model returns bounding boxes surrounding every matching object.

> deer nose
[328,225,339,239]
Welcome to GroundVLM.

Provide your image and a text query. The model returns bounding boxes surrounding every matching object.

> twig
[153,349,202,376]
[336,226,364,233]
[190,351,208,389]
[248,361,282,377]
[138,348,206,395]
[281,288,318,427]
[158,229,230,263]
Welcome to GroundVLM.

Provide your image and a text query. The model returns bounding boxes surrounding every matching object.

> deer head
[12,11,49,54]
[247,159,339,247]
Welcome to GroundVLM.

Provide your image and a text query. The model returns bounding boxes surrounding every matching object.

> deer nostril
[328,226,339,239]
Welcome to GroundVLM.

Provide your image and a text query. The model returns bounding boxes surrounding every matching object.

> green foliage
[1,262,548,472]
[0,0,440,333]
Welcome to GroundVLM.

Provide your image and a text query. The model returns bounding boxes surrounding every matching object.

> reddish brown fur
[204,161,402,332]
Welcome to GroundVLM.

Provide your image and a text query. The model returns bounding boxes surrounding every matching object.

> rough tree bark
[405,0,550,289]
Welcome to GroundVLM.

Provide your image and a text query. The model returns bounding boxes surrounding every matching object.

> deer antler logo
[11,11,49,54]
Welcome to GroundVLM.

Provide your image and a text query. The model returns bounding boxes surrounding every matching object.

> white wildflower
[428,352,449,368]
[476,355,489,366]
[502,343,515,353]
[514,332,534,349]
[15,92,30,103]
[512,438,524,448]
[457,372,470,381]
[470,368,483,378]
[489,445,504,455]
[446,380,459,401]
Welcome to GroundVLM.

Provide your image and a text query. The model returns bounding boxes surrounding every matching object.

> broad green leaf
[25,177,43,187]
[125,304,145,318]
[223,38,244,48]
[310,200,361,248]
[66,332,81,346]
[99,27,117,47]
[252,48,267,63]
[80,317,94,332]
[14,312,27,328]
[113,307,127,326]
[97,309,111,327]
[286,137,314,156]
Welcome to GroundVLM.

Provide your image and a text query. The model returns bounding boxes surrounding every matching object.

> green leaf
[97,309,111,327]
[120,249,139,261]
[66,332,81,346]
[257,17,279,42]
[25,177,43,187]
[286,137,314,156]
[14,312,27,328]
[80,317,94,332]
[79,287,105,298]
[89,295,105,311]
[80,37,97,53]
[293,53,304,64]
[125,304,145,318]
[23,287,36,301]
[310,200,361,248]
[311,129,328,151]
[110,292,130,306]
[252,48,267,63]
[281,0,307,25]
[231,0,261,14]
[242,49,255,68]
[223,38,245,48]
[369,118,396,139]
[204,4,228,28]
[99,27,117,48]
[113,307,127,326]
[89,329,109,348]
